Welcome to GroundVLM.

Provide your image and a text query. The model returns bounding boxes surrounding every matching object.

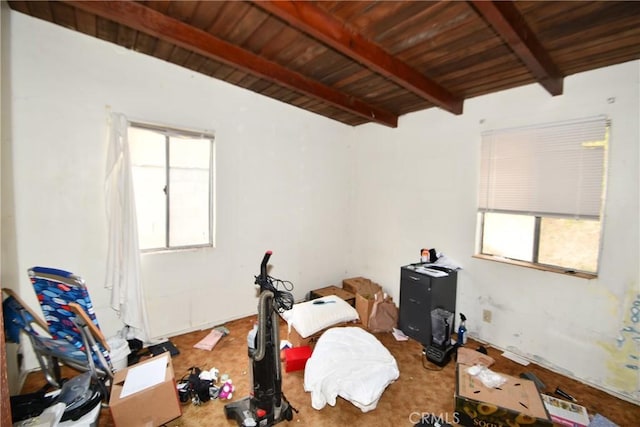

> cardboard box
[455,364,552,427]
[541,394,589,427]
[110,353,181,427]
[309,285,356,307]
[287,323,350,347]
[344,278,382,328]
[342,277,373,295]
[287,325,317,347]
[356,293,376,328]
[284,346,312,372]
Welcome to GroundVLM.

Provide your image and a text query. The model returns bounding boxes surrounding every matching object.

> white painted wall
[2,9,639,402]
[2,12,352,355]
[349,62,640,401]
[1,0,23,397]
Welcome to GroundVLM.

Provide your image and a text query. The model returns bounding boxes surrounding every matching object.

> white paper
[120,354,168,398]
[392,328,409,341]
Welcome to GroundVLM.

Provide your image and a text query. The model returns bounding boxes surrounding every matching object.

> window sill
[141,244,213,255]
[472,254,597,280]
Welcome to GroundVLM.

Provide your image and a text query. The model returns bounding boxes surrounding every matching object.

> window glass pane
[482,212,535,262]
[539,218,600,273]
[169,136,211,247]
[129,127,167,250]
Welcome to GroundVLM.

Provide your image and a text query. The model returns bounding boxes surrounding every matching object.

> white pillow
[281,295,359,338]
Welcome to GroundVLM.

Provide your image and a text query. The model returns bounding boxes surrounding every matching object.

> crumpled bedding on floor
[303,326,399,413]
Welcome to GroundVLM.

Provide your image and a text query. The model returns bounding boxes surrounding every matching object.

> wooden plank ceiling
[8,1,640,127]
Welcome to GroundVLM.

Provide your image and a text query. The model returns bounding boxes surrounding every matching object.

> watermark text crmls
[409,412,460,425]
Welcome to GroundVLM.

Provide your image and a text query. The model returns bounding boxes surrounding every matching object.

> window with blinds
[477,116,608,275]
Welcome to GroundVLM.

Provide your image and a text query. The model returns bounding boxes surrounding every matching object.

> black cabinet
[398,265,457,346]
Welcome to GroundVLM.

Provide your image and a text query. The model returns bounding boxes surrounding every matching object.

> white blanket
[304,327,399,412]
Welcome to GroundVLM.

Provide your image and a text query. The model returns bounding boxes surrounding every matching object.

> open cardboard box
[355,293,376,328]
[286,321,353,347]
[455,364,552,427]
[110,353,181,426]
[342,277,382,328]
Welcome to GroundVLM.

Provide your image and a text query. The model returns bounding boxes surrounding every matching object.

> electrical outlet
[483,309,492,323]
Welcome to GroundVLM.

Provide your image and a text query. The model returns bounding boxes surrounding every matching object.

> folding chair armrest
[1,287,50,332]
[68,302,111,352]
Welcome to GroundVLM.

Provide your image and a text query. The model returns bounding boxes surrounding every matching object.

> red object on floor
[284,346,312,372]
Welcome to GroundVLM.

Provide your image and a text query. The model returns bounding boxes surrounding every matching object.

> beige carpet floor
[20,314,640,426]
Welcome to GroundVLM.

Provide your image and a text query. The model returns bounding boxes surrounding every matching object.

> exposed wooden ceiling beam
[252,0,464,115]
[65,1,398,127]
[470,0,563,96]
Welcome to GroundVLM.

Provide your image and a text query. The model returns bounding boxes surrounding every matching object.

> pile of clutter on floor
[177,366,235,406]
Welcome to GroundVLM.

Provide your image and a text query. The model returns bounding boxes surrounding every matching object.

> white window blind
[479,116,607,219]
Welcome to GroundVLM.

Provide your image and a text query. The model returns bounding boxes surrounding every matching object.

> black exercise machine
[225,251,295,427]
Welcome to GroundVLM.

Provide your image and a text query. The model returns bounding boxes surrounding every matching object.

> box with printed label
[455,364,552,427]
[541,394,589,427]
[109,353,181,427]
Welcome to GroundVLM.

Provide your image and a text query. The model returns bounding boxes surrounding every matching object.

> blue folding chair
[28,267,114,393]
[1,267,114,401]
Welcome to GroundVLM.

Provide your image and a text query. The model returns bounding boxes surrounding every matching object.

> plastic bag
[466,364,507,388]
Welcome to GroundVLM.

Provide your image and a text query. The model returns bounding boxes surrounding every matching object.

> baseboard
[153,311,258,342]
[472,336,640,406]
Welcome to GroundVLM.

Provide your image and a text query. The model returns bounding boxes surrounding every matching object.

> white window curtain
[105,112,152,342]
[479,116,608,219]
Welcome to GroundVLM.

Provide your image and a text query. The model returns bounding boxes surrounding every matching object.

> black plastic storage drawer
[398,265,457,346]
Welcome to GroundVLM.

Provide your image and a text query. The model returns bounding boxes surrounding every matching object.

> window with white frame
[128,123,215,251]
[477,116,608,275]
